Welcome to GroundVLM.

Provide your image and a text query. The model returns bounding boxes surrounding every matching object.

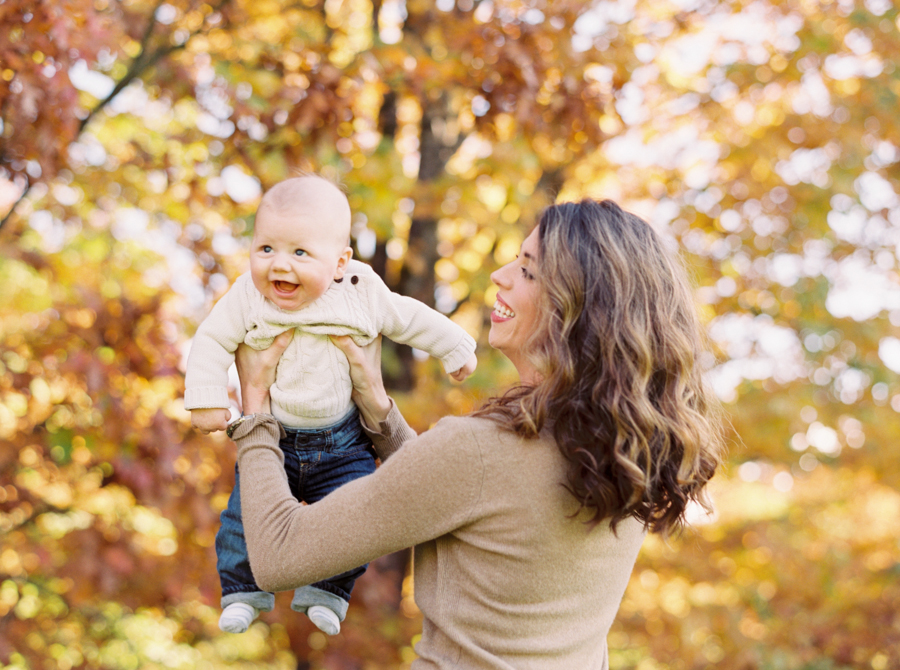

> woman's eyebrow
[522,252,535,261]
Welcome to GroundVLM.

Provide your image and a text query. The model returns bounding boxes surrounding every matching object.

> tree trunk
[388,96,453,390]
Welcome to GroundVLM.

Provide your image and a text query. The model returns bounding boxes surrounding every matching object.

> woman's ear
[334,246,353,280]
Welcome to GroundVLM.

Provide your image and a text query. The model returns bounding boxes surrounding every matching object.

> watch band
[226,414,256,439]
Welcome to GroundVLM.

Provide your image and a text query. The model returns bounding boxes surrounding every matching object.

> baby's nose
[271,253,291,269]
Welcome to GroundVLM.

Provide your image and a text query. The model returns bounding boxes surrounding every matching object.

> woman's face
[489,228,541,382]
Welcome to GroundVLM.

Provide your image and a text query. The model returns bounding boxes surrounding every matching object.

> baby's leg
[216,464,275,632]
[288,412,377,634]
[290,586,348,635]
[219,603,257,634]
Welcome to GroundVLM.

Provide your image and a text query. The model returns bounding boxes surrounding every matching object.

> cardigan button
[350,275,359,285]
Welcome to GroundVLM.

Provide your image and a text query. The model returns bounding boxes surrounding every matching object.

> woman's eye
[520,266,533,279]
[294,249,307,257]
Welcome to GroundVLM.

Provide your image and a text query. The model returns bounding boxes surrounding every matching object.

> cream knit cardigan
[184,260,476,427]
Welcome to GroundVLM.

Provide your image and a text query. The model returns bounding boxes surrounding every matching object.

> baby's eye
[294,249,307,257]
[262,245,273,253]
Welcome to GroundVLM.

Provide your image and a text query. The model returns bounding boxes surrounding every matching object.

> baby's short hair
[259,173,346,214]
[256,173,352,246]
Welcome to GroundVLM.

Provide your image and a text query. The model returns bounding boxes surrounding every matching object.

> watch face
[226,417,244,438]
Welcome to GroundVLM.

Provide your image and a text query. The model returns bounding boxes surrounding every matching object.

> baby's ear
[333,246,353,280]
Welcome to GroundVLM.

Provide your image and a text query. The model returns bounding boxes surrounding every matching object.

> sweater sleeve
[233,412,484,594]
[372,278,476,375]
[359,399,417,461]
[183,280,252,410]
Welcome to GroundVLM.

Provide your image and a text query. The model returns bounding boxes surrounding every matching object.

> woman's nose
[490,263,510,288]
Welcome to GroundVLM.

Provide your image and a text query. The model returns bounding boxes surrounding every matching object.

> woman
[230,199,724,668]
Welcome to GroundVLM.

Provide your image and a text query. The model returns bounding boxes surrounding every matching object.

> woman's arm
[328,334,391,427]
[232,412,484,593]
[329,334,415,459]
[232,329,478,592]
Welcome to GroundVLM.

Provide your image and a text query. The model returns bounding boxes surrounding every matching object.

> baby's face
[250,206,351,311]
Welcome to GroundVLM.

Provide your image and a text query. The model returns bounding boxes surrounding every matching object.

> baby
[185,175,477,636]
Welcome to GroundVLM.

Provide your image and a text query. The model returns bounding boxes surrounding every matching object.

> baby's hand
[449,353,477,382]
[191,408,231,434]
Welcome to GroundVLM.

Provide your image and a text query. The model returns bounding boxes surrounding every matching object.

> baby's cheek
[249,271,267,294]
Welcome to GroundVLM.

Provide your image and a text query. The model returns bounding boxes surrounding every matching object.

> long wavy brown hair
[474,199,724,535]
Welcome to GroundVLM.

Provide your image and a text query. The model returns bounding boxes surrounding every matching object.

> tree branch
[0,174,30,231]
[0,0,233,236]
[77,0,176,134]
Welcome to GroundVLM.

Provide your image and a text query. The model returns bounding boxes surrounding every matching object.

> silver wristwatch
[226,414,257,439]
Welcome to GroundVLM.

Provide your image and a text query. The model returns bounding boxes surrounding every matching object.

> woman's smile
[491,296,516,322]
[488,229,541,381]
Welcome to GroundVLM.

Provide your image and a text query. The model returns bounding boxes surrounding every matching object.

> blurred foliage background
[1,0,899,668]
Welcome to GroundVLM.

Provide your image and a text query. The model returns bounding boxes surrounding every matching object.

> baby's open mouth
[273,281,298,293]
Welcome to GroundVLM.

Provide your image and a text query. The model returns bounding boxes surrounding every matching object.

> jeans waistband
[281,408,361,451]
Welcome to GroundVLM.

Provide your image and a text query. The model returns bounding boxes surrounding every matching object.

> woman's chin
[487,334,510,359]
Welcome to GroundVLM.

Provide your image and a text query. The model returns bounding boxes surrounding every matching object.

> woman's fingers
[236,331,294,383]
[329,334,363,365]
[330,335,383,389]
[235,330,294,414]
[330,335,391,426]
[269,329,295,358]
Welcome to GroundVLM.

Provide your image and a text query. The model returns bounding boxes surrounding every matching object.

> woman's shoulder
[424,413,533,456]
[430,413,506,437]
[405,413,502,452]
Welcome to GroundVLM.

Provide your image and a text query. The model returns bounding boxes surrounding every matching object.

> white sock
[219,603,258,633]
[307,605,341,635]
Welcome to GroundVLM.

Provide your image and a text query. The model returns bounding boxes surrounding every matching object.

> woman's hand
[235,330,294,415]
[329,334,392,429]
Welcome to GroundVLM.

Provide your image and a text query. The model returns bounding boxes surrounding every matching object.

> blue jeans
[216,408,377,620]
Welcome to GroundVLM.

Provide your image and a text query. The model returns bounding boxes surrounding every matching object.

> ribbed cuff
[440,334,477,374]
[184,386,231,410]
[232,414,287,460]
[359,399,415,461]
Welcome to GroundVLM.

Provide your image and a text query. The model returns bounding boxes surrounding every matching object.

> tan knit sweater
[234,406,646,669]
[184,260,476,427]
